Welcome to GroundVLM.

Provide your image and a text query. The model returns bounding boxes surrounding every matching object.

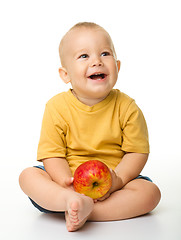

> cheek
[106,59,118,72]
[114,63,120,76]
[109,64,119,79]
[73,64,86,77]
[66,69,80,84]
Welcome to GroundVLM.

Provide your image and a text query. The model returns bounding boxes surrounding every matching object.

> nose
[91,56,103,67]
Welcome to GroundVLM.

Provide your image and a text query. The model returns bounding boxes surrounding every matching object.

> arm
[97,152,148,201]
[114,152,148,188]
[43,157,73,188]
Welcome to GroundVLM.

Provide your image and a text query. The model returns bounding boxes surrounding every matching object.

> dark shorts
[29,165,153,214]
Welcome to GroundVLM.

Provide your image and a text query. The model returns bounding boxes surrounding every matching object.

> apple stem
[93,182,98,187]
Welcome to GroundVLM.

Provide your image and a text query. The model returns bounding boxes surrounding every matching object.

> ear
[116,60,121,73]
[58,67,71,84]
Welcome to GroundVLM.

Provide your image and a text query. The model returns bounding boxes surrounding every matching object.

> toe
[70,201,79,212]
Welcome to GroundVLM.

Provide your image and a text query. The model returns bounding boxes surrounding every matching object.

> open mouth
[88,73,107,80]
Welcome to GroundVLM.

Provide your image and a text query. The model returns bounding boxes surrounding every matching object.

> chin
[89,87,112,98]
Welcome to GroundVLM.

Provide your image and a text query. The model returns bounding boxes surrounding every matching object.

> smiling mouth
[88,73,107,80]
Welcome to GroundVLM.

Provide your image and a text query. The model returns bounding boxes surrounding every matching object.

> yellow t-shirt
[37,89,149,175]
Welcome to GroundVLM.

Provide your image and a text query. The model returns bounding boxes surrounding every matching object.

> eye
[101,51,110,57]
[79,54,89,59]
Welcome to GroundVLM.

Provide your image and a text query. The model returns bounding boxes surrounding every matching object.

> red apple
[73,160,112,199]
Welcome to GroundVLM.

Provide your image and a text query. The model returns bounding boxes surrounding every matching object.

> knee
[152,184,161,209]
[19,167,35,191]
[143,183,161,213]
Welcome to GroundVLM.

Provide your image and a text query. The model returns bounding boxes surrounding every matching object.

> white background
[0,0,181,239]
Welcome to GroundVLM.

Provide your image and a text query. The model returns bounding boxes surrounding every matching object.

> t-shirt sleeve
[37,104,67,161]
[121,100,150,153]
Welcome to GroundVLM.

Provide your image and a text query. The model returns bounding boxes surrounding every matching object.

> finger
[65,177,74,186]
[97,193,110,202]
[97,197,106,202]
[109,168,115,178]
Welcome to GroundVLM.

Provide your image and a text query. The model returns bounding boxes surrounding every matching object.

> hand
[64,177,74,191]
[95,169,123,202]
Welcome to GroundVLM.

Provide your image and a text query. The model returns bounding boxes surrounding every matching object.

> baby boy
[19,22,161,232]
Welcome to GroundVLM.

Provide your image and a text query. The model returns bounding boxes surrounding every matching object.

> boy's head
[58,22,121,105]
[59,22,117,67]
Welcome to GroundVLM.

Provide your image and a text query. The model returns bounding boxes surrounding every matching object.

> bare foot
[66,195,94,232]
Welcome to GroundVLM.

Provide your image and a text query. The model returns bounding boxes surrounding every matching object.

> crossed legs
[19,167,161,231]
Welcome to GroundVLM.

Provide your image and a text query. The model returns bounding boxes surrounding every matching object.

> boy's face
[59,27,120,104]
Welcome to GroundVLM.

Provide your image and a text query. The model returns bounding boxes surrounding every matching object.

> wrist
[109,170,124,193]
[114,175,123,191]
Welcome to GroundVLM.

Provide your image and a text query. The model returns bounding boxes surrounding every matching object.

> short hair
[59,22,117,67]
[69,22,102,30]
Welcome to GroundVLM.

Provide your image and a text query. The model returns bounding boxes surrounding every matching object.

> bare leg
[19,167,94,231]
[88,179,161,221]
[19,168,160,229]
